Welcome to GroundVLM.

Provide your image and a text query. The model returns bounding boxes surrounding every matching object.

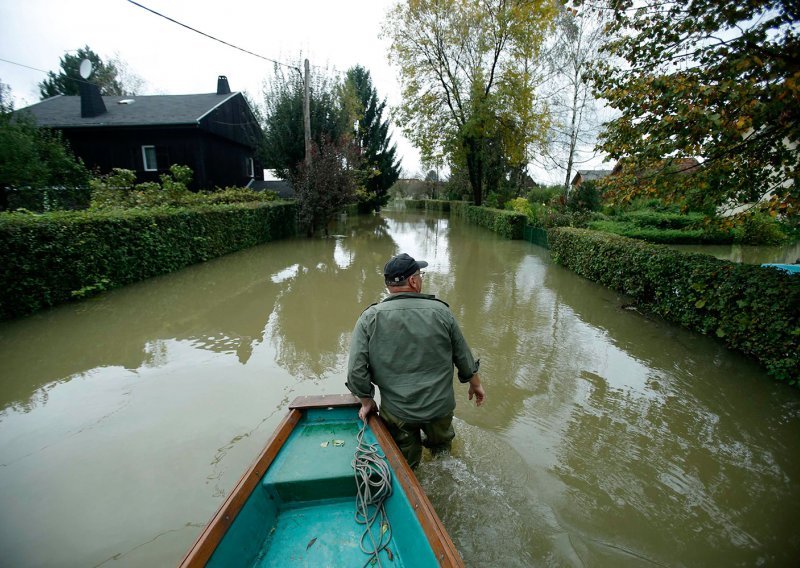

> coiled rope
[352,418,393,567]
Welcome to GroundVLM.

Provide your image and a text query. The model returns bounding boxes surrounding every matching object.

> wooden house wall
[199,93,261,149]
[60,126,260,190]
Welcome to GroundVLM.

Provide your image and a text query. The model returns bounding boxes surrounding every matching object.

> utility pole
[303,58,311,167]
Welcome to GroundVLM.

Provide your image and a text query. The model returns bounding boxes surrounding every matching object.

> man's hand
[358,397,378,421]
[468,374,485,407]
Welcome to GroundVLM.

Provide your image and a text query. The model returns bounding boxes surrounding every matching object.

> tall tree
[384,0,556,205]
[541,8,607,194]
[585,0,799,218]
[289,139,360,235]
[39,46,130,98]
[342,66,401,212]
[261,62,349,179]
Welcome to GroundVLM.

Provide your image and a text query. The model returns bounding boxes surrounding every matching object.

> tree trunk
[464,137,483,206]
[563,70,581,199]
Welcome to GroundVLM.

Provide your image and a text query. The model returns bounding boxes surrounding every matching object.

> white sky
[0,0,429,176]
[0,0,600,184]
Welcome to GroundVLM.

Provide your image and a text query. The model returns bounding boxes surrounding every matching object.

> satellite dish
[79,59,93,79]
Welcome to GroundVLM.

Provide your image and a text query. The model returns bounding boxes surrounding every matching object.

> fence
[523,225,549,248]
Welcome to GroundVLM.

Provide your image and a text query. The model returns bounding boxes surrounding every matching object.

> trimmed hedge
[0,201,297,320]
[405,199,452,212]
[406,199,526,239]
[459,205,527,239]
[587,220,730,244]
[548,227,800,384]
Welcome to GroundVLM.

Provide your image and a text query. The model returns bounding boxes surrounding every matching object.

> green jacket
[346,292,479,422]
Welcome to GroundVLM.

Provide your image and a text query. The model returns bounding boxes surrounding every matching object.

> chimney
[217,75,231,95]
[78,80,107,118]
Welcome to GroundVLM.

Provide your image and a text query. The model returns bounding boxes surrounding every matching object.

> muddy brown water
[1,210,798,567]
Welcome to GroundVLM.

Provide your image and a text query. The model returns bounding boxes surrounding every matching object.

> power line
[125,0,301,74]
[0,57,50,75]
[0,56,94,87]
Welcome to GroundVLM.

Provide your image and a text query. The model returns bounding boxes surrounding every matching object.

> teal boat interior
[761,263,800,274]
[206,405,442,567]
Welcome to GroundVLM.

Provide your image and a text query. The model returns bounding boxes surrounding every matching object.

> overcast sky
[0,0,598,183]
[0,0,435,176]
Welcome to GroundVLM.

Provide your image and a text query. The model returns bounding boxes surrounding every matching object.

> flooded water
[1,210,798,567]
[669,240,800,265]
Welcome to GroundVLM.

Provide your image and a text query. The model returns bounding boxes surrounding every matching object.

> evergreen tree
[343,66,401,212]
[261,62,349,179]
[39,46,127,98]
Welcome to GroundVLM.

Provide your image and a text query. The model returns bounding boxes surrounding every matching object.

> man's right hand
[358,397,378,421]
[468,374,485,406]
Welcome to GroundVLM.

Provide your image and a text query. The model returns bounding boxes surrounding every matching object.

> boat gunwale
[177,393,463,567]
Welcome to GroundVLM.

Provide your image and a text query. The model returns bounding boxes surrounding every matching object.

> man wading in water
[346,253,485,469]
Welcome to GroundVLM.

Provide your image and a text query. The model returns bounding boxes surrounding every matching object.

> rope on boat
[353,418,393,567]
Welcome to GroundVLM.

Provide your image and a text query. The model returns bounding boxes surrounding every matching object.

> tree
[342,66,401,212]
[585,0,799,218]
[261,62,349,179]
[289,139,360,235]
[1,80,89,210]
[541,8,607,194]
[384,0,556,205]
[39,46,133,98]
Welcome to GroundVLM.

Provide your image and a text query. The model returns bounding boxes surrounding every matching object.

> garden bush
[0,201,296,320]
[459,205,526,239]
[405,199,452,212]
[548,227,800,384]
[567,180,602,212]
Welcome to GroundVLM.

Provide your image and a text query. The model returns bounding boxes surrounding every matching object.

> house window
[142,145,158,171]
[246,157,254,178]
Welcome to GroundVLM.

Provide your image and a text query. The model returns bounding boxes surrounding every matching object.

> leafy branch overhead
[582,0,799,217]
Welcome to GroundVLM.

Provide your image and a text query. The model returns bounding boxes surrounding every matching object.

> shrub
[405,199,452,212]
[618,209,704,229]
[506,197,533,220]
[460,205,526,239]
[0,202,297,320]
[567,180,602,212]
[548,227,800,384]
[730,211,788,245]
[194,187,278,205]
[526,185,564,205]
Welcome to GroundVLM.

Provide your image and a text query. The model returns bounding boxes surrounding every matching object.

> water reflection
[1,210,799,567]
[669,240,800,265]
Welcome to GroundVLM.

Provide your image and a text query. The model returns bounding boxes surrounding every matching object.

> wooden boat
[179,394,463,567]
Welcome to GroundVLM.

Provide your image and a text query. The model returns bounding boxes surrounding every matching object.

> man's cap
[384,253,428,282]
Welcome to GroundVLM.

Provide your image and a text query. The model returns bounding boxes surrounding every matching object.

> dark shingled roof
[576,169,613,181]
[19,93,239,128]
[247,179,294,198]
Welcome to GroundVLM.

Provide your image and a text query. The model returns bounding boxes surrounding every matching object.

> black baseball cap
[384,253,428,282]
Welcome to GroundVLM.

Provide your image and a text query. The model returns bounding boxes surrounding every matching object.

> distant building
[16,76,262,190]
[610,158,700,178]
[570,169,613,187]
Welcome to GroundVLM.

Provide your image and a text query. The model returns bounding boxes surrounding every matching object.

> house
[17,76,263,190]
[610,157,700,178]
[570,169,613,187]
